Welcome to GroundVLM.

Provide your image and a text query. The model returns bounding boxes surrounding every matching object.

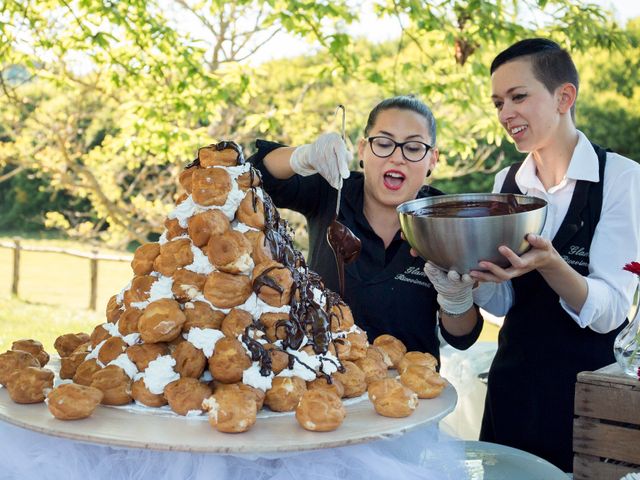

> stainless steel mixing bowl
[397,193,548,273]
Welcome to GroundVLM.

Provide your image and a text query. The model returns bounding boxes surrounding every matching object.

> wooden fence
[0,239,132,310]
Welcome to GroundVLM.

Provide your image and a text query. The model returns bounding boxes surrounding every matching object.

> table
[0,420,466,479]
[463,441,569,479]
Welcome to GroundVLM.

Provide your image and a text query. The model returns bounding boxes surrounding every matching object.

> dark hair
[364,95,437,145]
[490,38,579,121]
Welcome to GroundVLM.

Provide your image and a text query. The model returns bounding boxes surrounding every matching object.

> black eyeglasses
[367,136,432,162]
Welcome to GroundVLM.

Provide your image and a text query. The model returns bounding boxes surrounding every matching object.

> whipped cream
[317,351,341,376]
[108,353,139,379]
[130,275,174,309]
[237,293,291,320]
[202,396,219,421]
[243,362,274,391]
[312,287,326,309]
[231,221,258,233]
[122,333,140,346]
[186,327,225,358]
[216,182,246,220]
[168,195,198,228]
[140,355,180,395]
[214,163,251,179]
[225,253,254,275]
[185,244,215,275]
[85,338,107,362]
[278,349,320,382]
[102,322,120,337]
[116,281,131,305]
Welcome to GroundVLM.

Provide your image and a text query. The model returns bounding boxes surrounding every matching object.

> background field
[0,238,500,353]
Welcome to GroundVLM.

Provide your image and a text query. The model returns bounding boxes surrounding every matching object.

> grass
[0,297,102,353]
[0,236,499,353]
[0,241,132,311]
[0,235,133,352]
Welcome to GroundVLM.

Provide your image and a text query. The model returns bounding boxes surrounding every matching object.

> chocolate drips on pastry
[242,171,345,377]
[252,265,286,296]
[241,328,272,376]
[215,140,245,165]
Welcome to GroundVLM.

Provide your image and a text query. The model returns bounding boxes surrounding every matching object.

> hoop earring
[359,160,364,168]
[426,169,432,178]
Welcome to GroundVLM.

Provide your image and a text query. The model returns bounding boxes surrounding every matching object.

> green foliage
[0,0,637,243]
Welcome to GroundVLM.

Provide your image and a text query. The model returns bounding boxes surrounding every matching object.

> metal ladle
[326,104,362,298]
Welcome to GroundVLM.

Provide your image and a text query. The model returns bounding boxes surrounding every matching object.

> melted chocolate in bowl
[410,197,540,218]
[327,219,361,298]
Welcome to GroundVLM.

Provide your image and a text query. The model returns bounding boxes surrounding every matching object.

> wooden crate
[574,363,640,479]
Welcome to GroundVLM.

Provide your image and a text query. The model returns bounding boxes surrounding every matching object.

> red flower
[623,261,640,276]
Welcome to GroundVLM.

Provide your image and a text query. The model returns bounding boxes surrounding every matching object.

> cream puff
[183,301,225,332]
[264,376,306,412]
[367,378,418,418]
[6,367,54,404]
[47,383,104,420]
[138,299,186,343]
[372,334,407,369]
[295,389,346,432]
[11,339,49,367]
[191,168,232,206]
[203,271,252,309]
[164,378,212,416]
[188,209,230,248]
[208,337,251,384]
[131,243,161,276]
[399,364,446,399]
[55,332,90,358]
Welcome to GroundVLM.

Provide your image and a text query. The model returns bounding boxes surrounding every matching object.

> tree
[0,0,628,245]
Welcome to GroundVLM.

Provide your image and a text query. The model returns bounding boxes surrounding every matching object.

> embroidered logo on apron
[394,266,433,288]
[561,245,590,268]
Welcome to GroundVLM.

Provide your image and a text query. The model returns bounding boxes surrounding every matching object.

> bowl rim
[396,193,548,218]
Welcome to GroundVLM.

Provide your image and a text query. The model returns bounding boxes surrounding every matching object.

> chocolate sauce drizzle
[252,265,286,295]
[241,328,272,376]
[238,167,347,379]
[215,140,245,165]
[327,218,361,298]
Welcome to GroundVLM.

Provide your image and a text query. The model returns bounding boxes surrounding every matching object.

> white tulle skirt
[0,421,466,479]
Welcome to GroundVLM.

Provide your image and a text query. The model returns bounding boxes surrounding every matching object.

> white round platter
[0,382,456,454]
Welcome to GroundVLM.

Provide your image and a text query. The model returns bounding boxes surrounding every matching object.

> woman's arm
[439,307,481,337]
[422,262,483,343]
[471,234,589,312]
[262,146,297,179]
[259,133,350,189]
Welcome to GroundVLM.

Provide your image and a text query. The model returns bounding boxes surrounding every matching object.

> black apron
[480,143,626,472]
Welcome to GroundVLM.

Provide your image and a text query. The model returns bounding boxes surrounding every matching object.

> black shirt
[248,140,482,363]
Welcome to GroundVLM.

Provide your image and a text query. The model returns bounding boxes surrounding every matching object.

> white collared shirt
[473,130,640,333]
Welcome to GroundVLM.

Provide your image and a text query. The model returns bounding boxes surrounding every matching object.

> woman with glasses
[248,96,482,363]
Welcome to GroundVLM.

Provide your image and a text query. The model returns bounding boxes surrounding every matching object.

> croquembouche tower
[0,141,445,433]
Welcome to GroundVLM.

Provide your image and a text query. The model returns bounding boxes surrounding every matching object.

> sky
[248,0,640,65]
[597,0,640,22]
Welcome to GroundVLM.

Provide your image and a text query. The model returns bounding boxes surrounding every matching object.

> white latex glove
[424,262,474,315]
[289,132,351,189]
